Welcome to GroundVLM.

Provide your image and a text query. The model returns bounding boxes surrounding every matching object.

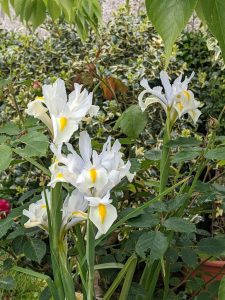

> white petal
[62,189,88,230]
[79,131,92,163]
[42,78,67,116]
[90,203,117,238]
[24,220,42,228]
[188,109,201,124]
[51,115,79,145]
[139,79,167,108]
[76,167,108,193]
[26,100,48,117]
[160,71,172,102]
[68,84,92,118]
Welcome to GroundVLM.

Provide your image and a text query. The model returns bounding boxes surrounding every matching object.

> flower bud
[208,117,220,130]
[0,199,11,220]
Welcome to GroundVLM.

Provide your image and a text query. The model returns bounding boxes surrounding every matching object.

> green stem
[86,211,95,300]
[162,260,170,300]
[73,225,88,298]
[59,239,76,300]
[159,116,171,194]
[50,184,65,300]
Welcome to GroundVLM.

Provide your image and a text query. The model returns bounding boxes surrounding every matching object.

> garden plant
[1,1,225,300]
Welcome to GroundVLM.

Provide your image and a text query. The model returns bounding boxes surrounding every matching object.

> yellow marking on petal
[177,102,184,112]
[183,90,191,100]
[35,96,45,101]
[72,211,87,218]
[41,204,46,209]
[89,168,97,183]
[59,117,68,131]
[57,172,64,179]
[176,94,181,99]
[98,204,106,223]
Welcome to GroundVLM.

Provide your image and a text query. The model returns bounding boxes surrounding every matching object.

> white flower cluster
[23,79,134,238]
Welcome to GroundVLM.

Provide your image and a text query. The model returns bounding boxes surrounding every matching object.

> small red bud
[0,199,11,220]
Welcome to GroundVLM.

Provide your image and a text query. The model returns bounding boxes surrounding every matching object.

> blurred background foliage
[1,6,225,299]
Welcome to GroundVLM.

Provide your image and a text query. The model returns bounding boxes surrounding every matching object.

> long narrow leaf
[103,254,137,300]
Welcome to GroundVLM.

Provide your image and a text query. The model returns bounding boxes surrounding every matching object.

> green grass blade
[103,254,137,300]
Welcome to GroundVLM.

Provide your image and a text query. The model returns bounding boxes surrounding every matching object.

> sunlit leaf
[145,0,197,67]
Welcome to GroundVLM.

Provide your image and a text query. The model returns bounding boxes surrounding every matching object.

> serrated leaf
[0,135,8,144]
[167,137,201,148]
[144,149,162,161]
[0,122,20,135]
[0,144,12,171]
[180,248,198,268]
[197,237,225,256]
[23,238,46,263]
[164,217,196,233]
[0,218,14,238]
[205,147,225,160]
[18,131,49,157]
[145,0,198,66]
[12,235,27,255]
[135,231,168,260]
[127,214,160,228]
[196,0,225,64]
[114,105,147,138]
[172,150,200,163]
[167,194,188,212]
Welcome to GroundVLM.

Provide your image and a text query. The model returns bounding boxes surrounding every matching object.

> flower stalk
[86,210,95,300]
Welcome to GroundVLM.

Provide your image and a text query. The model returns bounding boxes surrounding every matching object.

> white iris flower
[23,190,50,230]
[138,71,202,124]
[49,131,134,195]
[23,189,87,233]
[49,131,134,238]
[26,78,99,144]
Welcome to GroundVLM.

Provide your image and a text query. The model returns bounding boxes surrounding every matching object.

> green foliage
[164,217,196,233]
[135,231,168,260]
[145,0,198,66]
[196,0,225,64]
[0,218,14,238]
[145,0,225,66]
[0,0,102,40]
[205,147,225,160]
[18,131,49,157]
[0,276,16,290]
[197,237,225,256]
[114,105,148,138]
[219,276,225,300]
[0,144,12,171]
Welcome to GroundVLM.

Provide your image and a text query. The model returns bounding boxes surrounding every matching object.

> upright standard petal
[160,71,172,104]
[79,131,92,163]
[42,78,67,116]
